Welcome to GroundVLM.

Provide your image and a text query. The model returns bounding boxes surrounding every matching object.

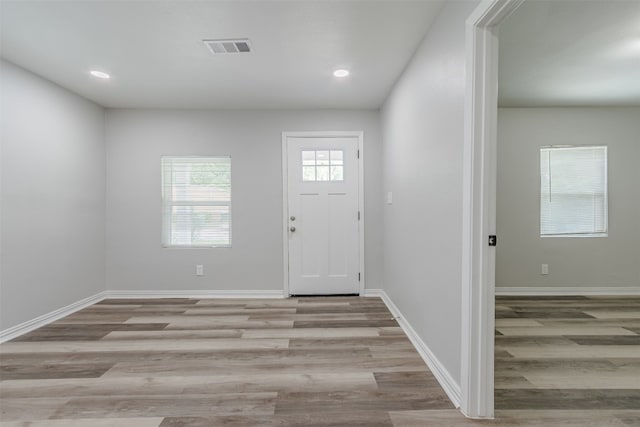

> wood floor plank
[0,338,290,353]
[50,393,277,418]
[10,329,112,342]
[295,305,390,314]
[502,345,640,358]
[584,310,640,320]
[494,374,536,389]
[101,356,427,378]
[495,336,577,346]
[273,412,395,426]
[495,319,544,327]
[495,389,640,410]
[496,326,636,336]
[248,312,391,321]
[183,308,298,316]
[162,319,293,330]
[373,371,443,391]
[496,358,618,373]
[293,319,399,328]
[567,335,640,345]
[391,409,633,426]
[0,372,378,399]
[615,412,640,427]
[193,299,290,306]
[241,327,383,339]
[0,397,70,421]
[0,418,164,427]
[0,362,114,380]
[274,390,454,414]
[158,416,275,427]
[288,335,411,349]
[536,319,640,328]
[101,330,243,340]
[524,371,640,389]
[123,315,250,323]
[1,347,373,366]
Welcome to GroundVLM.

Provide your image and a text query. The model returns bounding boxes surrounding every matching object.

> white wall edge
[281,132,291,297]
[0,291,108,343]
[461,0,525,418]
[364,289,462,408]
[104,290,287,299]
[496,286,640,296]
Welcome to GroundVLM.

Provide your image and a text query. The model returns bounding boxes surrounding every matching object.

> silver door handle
[290,226,296,232]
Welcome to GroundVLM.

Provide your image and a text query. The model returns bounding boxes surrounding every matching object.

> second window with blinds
[161,156,231,247]
[540,145,608,237]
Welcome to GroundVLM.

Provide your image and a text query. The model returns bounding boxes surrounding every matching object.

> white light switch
[387,192,393,205]
[196,265,204,276]
[541,264,549,275]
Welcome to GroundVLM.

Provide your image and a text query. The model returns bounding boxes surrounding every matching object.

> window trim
[161,155,232,249]
[539,144,608,238]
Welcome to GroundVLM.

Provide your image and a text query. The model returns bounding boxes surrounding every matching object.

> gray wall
[497,107,640,288]
[380,1,477,386]
[1,60,106,330]
[105,109,383,292]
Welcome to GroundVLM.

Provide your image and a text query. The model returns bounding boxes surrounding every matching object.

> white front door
[286,135,360,295]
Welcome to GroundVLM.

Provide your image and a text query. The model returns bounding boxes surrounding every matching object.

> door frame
[281,131,365,297]
[461,0,524,419]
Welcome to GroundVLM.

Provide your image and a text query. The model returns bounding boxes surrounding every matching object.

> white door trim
[282,131,365,296]
[461,0,524,419]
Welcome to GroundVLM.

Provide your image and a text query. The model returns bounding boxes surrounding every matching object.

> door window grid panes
[540,145,608,237]
[161,156,231,247]
[302,150,344,181]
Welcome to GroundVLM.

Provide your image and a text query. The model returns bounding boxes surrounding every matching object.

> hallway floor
[1,295,638,426]
[1,296,455,426]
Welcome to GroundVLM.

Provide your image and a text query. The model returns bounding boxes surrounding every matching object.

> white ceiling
[499,0,640,107]
[0,0,444,109]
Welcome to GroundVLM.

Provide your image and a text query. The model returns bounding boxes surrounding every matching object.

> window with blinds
[540,146,608,237]
[161,156,231,247]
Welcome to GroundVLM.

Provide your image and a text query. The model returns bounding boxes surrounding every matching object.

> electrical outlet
[387,192,393,205]
[541,264,549,275]
[196,265,204,276]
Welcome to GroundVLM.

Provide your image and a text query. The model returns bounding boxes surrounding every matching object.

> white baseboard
[0,291,108,343]
[496,286,640,296]
[104,290,287,299]
[364,289,462,408]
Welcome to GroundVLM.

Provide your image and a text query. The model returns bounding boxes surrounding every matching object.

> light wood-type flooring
[494,295,640,426]
[1,295,639,426]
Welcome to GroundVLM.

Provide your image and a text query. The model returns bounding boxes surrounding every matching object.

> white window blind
[161,156,231,247]
[540,146,607,237]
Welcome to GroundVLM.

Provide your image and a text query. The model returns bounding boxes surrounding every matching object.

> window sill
[541,233,608,238]
[162,245,232,249]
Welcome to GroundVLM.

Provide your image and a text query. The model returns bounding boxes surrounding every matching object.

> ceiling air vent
[203,39,252,55]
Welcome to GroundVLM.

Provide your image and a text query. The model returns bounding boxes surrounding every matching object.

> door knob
[290,226,296,232]
[290,216,296,221]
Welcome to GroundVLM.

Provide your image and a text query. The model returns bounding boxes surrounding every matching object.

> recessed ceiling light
[333,69,350,78]
[611,38,640,58]
[90,70,110,79]
[629,38,640,53]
